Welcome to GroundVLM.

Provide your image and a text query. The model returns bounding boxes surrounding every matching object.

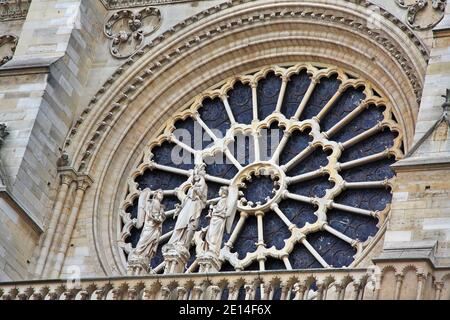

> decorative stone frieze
[104,7,162,58]
[100,0,193,9]
[395,0,447,30]
[2,264,450,300]
[0,0,30,21]
[0,35,17,67]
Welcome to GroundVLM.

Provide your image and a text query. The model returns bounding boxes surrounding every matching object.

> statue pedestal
[126,255,151,276]
[162,244,190,274]
[197,251,222,273]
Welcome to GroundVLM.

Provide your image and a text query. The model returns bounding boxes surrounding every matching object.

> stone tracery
[119,63,403,274]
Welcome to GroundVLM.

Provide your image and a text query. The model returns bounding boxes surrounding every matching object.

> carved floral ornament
[119,63,404,275]
[104,6,162,59]
[0,35,18,67]
[395,0,447,30]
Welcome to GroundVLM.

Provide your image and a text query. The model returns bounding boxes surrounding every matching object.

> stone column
[49,175,92,278]
[34,171,75,277]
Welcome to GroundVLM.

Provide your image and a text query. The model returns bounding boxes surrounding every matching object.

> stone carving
[163,163,208,274]
[0,123,8,148]
[100,0,190,10]
[198,186,238,272]
[127,189,166,275]
[0,0,30,21]
[104,7,161,59]
[0,35,17,67]
[395,0,447,30]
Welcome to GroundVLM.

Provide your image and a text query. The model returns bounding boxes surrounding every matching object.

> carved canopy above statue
[119,63,404,274]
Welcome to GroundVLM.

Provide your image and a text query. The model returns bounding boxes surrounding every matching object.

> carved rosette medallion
[0,35,18,67]
[119,63,404,274]
[395,0,447,30]
[104,7,162,59]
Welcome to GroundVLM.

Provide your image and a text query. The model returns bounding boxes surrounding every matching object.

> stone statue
[202,186,239,257]
[127,189,166,275]
[167,163,208,249]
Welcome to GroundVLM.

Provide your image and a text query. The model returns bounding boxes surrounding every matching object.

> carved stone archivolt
[0,35,17,67]
[104,7,161,59]
[0,0,30,21]
[395,0,447,30]
[119,63,404,275]
[101,0,192,10]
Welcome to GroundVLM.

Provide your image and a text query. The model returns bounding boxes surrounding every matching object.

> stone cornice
[0,0,31,21]
[100,0,197,9]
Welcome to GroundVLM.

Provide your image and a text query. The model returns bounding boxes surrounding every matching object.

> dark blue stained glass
[228,81,253,125]
[290,244,323,269]
[300,74,341,121]
[151,140,194,171]
[271,285,283,300]
[220,261,235,272]
[279,129,312,165]
[173,117,213,150]
[199,207,212,229]
[332,105,386,142]
[340,158,396,182]
[150,245,165,269]
[259,122,284,161]
[199,97,231,137]
[320,86,366,132]
[126,198,139,219]
[128,225,141,248]
[288,176,335,198]
[231,133,253,166]
[231,215,258,259]
[327,209,378,242]
[307,232,356,268]
[186,246,197,270]
[204,153,239,180]
[242,175,274,205]
[254,285,261,300]
[265,257,286,271]
[161,195,179,211]
[278,199,318,229]
[257,72,282,120]
[340,130,398,163]
[281,70,312,119]
[246,260,260,271]
[221,287,230,300]
[237,286,246,300]
[334,188,392,212]
[263,211,291,250]
[206,181,224,201]
[287,147,329,176]
[135,169,186,191]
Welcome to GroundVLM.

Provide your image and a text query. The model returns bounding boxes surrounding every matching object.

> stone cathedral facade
[0,0,449,301]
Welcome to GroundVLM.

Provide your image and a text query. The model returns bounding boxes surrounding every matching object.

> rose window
[120,63,403,273]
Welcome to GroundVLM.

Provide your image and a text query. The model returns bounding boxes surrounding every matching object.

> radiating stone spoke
[286,168,325,185]
[224,214,247,249]
[293,80,317,120]
[325,101,367,138]
[300,238,330,268]
[340,124,382,150]
[275,79,288,113]
[271,132,291,164]
[316,86,345,121]
[339,149,390,171]
[344,180,389,189]
[152,162,191,177]
[282,145,315,172]
[323,224,357,246]
[284,192,315,205]
[271,204,296,229]
[159,230,173,242]
[170,135,198,155]
[330,202,376,217]
[221,95,236,125]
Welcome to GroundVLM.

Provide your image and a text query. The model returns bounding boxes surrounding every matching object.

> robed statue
[127,189,166,274]
[167,163,208,249]
[202,186,239,257]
